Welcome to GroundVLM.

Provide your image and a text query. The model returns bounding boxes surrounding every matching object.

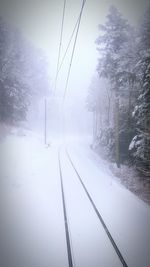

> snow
[0,132,68,267]
[67,142,150,267]
[132,105,138,117]
[60,147,122,267]
[0,130,150,267]
[129,135,137,150]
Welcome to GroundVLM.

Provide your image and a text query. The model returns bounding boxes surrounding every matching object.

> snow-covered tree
[0,17,50,124]
[129,7,150,176]
[95,6,134,166]
[86,75,115,157]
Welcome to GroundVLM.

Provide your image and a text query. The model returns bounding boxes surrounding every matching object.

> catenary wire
[63,0,86,99]
[54,0,67,92]
[57,16,80,77]
[52,3,85,93]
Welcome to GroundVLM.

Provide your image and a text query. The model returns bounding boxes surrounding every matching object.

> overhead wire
[57,16,80,77]
[53,0,86,97]
[54,0,66,92]
[52,12,81,92]
[63,0,86,99]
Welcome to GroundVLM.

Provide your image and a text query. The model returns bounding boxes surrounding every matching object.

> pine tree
[96,6,132,166]
[130,7,150,176]
[0,22,30,123]
[0,17,50,124]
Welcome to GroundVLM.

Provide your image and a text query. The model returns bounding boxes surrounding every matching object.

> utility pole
[44,98,47,145]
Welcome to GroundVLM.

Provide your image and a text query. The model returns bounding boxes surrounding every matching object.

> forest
[87,5,150,177]
[0,4,150,179]
[0,2,150,266]
[0,17,50,125]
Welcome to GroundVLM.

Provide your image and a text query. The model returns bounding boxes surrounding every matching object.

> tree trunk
[93,110,96,143]
[114,91,120,168]
[106,88,111,126]
[127,76,133,151]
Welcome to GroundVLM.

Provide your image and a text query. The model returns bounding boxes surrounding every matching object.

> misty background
[0,1,150,267]
[0,0,149,138]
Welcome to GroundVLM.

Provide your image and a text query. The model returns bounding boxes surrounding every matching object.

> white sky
[0,0,149,99]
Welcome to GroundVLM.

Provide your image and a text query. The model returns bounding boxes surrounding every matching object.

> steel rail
[58,149,74,267]
[65,148,128,267]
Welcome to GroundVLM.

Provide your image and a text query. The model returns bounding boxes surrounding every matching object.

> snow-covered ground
[0,130,68,267]
[67,142,150,267]
[0,129,150,267]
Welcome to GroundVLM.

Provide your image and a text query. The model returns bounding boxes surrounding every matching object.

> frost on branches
[0,17,50,125]
[87,5,150,177]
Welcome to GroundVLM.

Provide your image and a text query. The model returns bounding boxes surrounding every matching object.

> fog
[0,1,150,267]
[0,0,149,139]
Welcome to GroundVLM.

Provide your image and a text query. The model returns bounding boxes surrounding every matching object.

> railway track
[58,149,74,267]
[58,147,128,267]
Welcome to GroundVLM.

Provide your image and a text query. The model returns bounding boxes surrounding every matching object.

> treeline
[0,17,50,124]
[87,6,150,176]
